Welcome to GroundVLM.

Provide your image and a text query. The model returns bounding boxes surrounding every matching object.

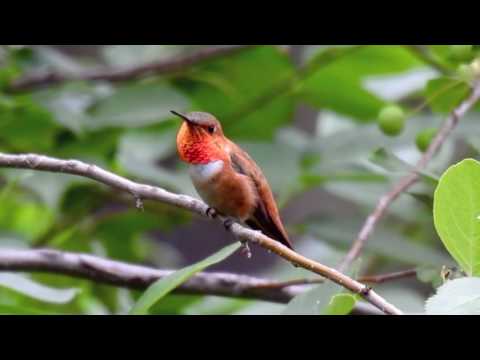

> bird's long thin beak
[171,110,194,124]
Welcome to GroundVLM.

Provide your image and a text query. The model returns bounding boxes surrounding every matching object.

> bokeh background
[0,45,479,314]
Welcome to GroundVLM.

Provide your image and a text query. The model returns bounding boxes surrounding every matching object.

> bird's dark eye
[207,126,215,134]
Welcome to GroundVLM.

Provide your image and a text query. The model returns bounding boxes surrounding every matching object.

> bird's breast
[189,160,224,184]
[189,159,256,220]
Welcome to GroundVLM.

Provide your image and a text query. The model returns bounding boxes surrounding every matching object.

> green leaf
[148,295,204,315]
[0,273,78,304]
[309,220,452,267]
[87,81,190,129]
[433,159,480,275]
[30,82,99,134]
[300,46,422,121]
[33,81,186,134]
[0,64,21,91]
[96,210,175,263]
[0,304,40,315]
[416,266,443,288]
[181,296,253,315]
[116,127,196,196]
[0,189,54,240]
[427,46,459,70]
[368,148,438,183]
[0,303,58,315]
[12,171,84,211]
[32,46,86,74]
[284,280,356,315]
[175,46,295,140]
[0,95,59,151]
[306,114,449,181]
[323,293,357,315]
[424,78,469,113]
[129,242,241,315]
[425,277,480,314]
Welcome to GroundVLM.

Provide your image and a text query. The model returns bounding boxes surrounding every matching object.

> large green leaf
[424,77,469,113]
[425,277,480,314]
[0,189,54,241]
[300,46,423,121]
[0,95,59,151]
[7,170,85,211]
[87,81,190,129]
[129,242,241,315]
[174,46,295,140]
[30,82,99,134]
[32,81,190,132]
[95,210,176,263]
[433,159,480,276]
[116,127,196,196]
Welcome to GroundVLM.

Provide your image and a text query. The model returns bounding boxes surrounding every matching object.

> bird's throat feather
[177,124,225,164]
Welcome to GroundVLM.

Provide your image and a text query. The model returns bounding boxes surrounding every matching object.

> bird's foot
[223,218,234,230]
[239,240,252,259]
[360,285,372,296]
[205,207,218,219]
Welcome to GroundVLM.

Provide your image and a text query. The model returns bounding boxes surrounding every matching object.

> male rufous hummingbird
[173,111,293,250]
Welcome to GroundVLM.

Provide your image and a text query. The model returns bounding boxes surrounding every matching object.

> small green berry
[450,45,473,61]
[378,105,405,137]
[416,128,438,152]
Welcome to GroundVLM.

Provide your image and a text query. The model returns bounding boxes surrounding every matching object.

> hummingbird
[173,110,293,250]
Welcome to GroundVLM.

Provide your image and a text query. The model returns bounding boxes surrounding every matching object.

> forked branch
[338,80,480,271]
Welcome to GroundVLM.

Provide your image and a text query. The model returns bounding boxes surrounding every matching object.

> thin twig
[252,268,418,289]
[338,80,480,272]
[0,248,382,314]
[358,269,417,284]
[0,152,402,314]
[8,45,255,91]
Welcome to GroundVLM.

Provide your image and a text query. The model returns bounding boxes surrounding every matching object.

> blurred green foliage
[0,45,479,315]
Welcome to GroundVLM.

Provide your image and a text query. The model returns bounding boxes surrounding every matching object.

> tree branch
[0,152,402,314]
[338,80,480,272]
[0,248,299,303]
[0,248,382,315]
[8,45,255,92]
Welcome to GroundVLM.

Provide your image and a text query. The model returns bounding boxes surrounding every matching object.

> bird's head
[173,111,227,165]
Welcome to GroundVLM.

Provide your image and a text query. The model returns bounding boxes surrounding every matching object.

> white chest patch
[189,160,224,184]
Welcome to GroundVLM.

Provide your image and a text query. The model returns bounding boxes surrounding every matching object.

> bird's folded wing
[229,143,293,249]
